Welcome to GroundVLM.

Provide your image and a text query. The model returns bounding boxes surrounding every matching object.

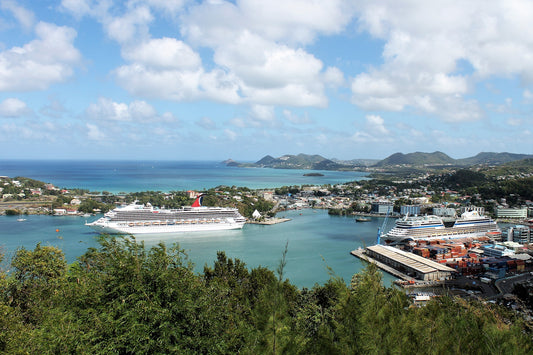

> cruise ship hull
[87,220,245,235]
[383,211,501,242]
[384,229,497,242]
[85,197,247,235]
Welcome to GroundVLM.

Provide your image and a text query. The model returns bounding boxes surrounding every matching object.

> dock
[351,245,456,284]
[247,218,291,225]
[351,248,415,281]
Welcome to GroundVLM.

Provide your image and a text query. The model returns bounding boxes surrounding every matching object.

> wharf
[247,218,291,225]
[351,248,414,282]
[351,246,454,287]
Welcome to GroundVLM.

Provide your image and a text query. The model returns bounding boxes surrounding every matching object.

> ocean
[0,160,394,288]
[0,160,368,193]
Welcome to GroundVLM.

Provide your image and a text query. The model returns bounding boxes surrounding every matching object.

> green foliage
[4,209,22,215]
[77,198,111,213]
[0,240,531,353]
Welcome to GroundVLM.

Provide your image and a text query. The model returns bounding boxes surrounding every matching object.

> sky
[0,0,532,161]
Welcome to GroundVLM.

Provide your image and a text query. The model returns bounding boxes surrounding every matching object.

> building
[495,207,528,219]
[371,202,393,215]
[482,244,515,258]
[365,245,455,281]
[460,206,485,214]
[507,225,532,244]
[262,191,274,201]
[400,205,421,216]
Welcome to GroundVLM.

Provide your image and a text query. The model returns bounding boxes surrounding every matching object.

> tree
[8,244,67,325]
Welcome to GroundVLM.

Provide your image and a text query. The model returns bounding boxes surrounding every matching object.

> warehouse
[365,245,455,281]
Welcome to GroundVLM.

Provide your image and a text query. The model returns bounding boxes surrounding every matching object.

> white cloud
[177,1,351,107]
[323,66,345,87]
[224,128,237,140]
[122,38,201,70]
[250,105,274,122]
[507,117,522,126]
[196,117,216,130]
[60,0,107,18]
[0,22,81,91]
[0,98,32,117]
[86,123,106,140]
[140,0,187,14]
[524,89,533,103]
[39,98,67,118]
[184,0,355,46]
[104,5,152,43]
[86,98,165,122]
[283,109,312,125]
[350,1,533,122]
[1,0,35,30]
[351,114,391,143]
[366,114,389,135]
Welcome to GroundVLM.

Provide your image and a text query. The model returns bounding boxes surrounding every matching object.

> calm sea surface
[0,160,368,193]
[0,210,394,288]
[0,160,394,288]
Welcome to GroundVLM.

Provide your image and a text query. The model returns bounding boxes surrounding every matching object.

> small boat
[355,217,371,222]
[17,218,27,222]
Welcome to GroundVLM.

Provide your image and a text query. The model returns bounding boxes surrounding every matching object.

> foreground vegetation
[1,238,531,354]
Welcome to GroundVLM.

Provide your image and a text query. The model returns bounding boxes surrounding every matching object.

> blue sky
[0,0,532,161]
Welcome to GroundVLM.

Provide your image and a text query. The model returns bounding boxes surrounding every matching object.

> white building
[496,207,528,219]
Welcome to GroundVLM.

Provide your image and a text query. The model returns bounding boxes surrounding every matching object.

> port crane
[376,205,392,245]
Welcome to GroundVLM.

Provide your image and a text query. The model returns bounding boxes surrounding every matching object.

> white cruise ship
[86,196,246,235]
[383,210,500,242]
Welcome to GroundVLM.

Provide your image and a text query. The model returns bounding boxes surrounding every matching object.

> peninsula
[224,151,533,171]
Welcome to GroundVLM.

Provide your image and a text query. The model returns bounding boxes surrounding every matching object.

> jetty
[247,218,291,225]
[351,245,455,285]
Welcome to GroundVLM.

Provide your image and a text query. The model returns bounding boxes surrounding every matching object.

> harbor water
[0,209,394,288]
[0,159,392,288]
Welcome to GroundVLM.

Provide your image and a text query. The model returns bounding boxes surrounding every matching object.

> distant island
[303,173,324,177]
[222,152,533,171]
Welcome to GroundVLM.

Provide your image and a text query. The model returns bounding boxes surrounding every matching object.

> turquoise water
[0,160,392,288]
[0,209,394,288]
[0,160,368,193]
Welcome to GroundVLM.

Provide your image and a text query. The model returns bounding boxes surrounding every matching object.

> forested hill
[225,151,533,170]
[0,238,531,353]
[374,151,455,167]
[238,153,347,170]
[375,151,533,167]
[456,152,533,166]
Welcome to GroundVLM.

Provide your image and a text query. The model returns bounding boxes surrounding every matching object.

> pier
[351,248,415,281]
[246,218,291,225]
[351,245,456,283]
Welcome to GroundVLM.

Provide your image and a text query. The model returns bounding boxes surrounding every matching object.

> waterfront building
[365,245,455,281]
[400,205,421,216]
[507,225,532,244]
[496,207,528,219]
[371,202,393,215]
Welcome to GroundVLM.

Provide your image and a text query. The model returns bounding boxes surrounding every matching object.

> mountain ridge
[222,152,533,170]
